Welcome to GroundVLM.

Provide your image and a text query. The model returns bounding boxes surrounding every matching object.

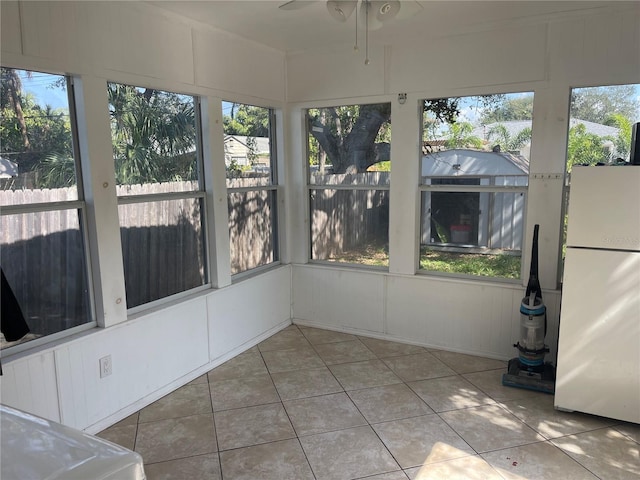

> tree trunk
[310,103,391,173]
[5,69,30,150]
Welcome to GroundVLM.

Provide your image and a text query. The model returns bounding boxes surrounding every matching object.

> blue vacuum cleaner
[502,224,556,394]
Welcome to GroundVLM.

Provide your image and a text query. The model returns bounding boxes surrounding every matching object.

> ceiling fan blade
[396,0,423,20]
[327,1,357,22]
[278,1,314,10]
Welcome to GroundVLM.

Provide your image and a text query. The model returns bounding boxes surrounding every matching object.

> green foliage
[423,98,460,124]
[329,244,521,278]
[367,161,390,172]
[39,152,76,187]
[444,122,483,149]
[571,85,637,124]
[245,136,258,165]
[419,247,521,279]
[487,124,532,151]
[481,95,534,123]
[605,113,633,160]
[566,123,612,171]
[1,67,74,188]
[423,93,507,141]
[108,83,197,185]
[223,103,270,137]
[226,158,251,178]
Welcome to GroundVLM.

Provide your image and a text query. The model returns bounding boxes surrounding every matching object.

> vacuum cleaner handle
[525,224,542,300]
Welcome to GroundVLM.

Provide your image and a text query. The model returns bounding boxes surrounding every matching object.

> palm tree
[605,113,632,160]
[39,152,75,188]
[445,122,483,149]
[108,83,197,185]
[487,124,532,152]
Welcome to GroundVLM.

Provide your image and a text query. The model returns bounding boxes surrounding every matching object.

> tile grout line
[128,326,635,478]
[260,325,319,479]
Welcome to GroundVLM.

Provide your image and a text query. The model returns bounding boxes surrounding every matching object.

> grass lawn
[324,244,521,279]
[419,247,521,279]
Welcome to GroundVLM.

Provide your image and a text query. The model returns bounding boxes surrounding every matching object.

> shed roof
[422,149,529,177]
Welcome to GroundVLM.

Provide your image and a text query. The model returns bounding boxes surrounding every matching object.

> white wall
[293,265,561,362]
[287,4,639,356]
[1,267,291,433]
[0,0,291,432]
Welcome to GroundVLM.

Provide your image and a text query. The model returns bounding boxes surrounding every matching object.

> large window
[420,92,534,279]
[1,68,93,350]
[566,84,639,171]
[562,83,640,262]
[307,103,391,267]
[109,83,207,309]
[223,102,279,275]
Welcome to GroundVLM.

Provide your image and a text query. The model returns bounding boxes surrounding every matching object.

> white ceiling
[147,0,620,54]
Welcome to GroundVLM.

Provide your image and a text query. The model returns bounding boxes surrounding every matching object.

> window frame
[108,84,210,313]
[304,103,391,269]
[0,71,96,354]
[225,106,281,279]
[559,81,640,285]
[418,91,535,282]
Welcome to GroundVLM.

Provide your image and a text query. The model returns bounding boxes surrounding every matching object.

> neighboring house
[421,149,528,250]
[471,118,621,159]
[224,135,270,168]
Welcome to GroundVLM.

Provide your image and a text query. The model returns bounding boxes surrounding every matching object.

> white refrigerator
[555,166,640,423]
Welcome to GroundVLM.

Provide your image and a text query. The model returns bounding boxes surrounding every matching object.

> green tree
[0,68,30,150]
[566,123,612,171]
[223,103,270,137]
[1,67,74,188]
[481,95,534,123]
[108,83,197,185]
[487,124,532,152]
[444,122,483,149]
[571,85,637,123]
[604,113,633,160]
[308,103,391,173]
[308,100,464,174]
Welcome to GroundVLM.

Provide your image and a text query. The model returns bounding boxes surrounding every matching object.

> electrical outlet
[99,355,112,378]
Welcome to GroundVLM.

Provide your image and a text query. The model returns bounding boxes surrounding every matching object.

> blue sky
[20,72,237,117]
[19,70,68,110]
[19,71,640,123]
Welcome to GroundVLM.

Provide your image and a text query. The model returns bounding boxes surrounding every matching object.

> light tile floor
[98,325,640,480]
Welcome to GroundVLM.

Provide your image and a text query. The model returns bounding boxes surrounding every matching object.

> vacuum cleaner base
[502,357,556,394]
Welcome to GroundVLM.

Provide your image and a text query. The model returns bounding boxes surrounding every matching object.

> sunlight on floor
[474,404,524,430]
[449,388,485,409]
[415,443,517,480]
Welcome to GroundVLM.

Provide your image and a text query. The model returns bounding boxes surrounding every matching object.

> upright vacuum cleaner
[502,224,556,394]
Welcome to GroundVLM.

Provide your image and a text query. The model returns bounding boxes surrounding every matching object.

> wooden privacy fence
[227,176,277,275]
[0,181,263,334]
[1,173,390,334]
[1,187,90,337]
[310,172,390,259]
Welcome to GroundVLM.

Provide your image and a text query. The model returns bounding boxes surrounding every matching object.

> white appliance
[555,166,640,423]
[1,404,146,479]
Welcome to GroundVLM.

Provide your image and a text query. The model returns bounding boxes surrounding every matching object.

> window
[306,103,391,267]
[561,83,640,262]
[1,67,93,349]
[109,83,207,309]
[567,84,639,171]
[223,102,279,275]
[420,92,534,279]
